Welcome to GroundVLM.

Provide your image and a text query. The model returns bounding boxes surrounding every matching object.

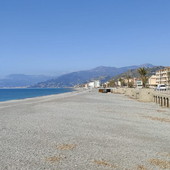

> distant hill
[0,74,52,88]
[111,66,164,81]
[31,64,155,88]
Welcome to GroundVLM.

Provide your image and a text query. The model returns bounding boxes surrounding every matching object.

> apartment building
[148,75,157,87]
[155,67,170,85]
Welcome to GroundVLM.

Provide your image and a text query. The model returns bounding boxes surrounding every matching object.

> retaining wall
[112,88,170,108]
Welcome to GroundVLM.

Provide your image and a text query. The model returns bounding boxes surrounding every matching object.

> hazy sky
[0,0,170,76]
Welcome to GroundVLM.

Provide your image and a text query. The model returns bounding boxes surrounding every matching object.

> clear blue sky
[0,0,170,76]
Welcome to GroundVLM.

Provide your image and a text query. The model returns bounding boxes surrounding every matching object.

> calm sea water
[0,88,74,102]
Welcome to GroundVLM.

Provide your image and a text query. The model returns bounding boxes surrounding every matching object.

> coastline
[0,88,83,104]
[0,89,170,170]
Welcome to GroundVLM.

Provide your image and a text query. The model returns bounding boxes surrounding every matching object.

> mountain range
[31,64,155,88]
[0,64,157,88]
[0,74,52,88]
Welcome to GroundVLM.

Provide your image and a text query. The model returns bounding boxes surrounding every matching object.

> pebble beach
[0,89,170,170]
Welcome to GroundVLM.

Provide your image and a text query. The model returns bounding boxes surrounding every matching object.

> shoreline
[0,88,85,104]
[0,88,90,110]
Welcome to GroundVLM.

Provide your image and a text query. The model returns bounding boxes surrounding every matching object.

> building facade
[155,67,170,85]
[134,79,143,88]
[87,80,101,88]
[148,75,157,87]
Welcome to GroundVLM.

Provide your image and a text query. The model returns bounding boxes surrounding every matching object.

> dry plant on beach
[46,155,66,163]
[149,159,170,169]
[137,165,147,170]
[93,160,117,168]
[56,144,76,150]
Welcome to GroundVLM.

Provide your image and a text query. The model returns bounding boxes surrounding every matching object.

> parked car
[156,84,167,91]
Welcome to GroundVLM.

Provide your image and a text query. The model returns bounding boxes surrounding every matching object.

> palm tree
[137,67,148,88]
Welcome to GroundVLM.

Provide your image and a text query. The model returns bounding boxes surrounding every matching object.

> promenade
[0,90,170,170]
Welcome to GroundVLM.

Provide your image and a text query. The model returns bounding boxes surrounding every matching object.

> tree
[128,81,134,88]
[126,75,131,87]
[108,80,115,87]
[118,78,126,87]
[137,67,148,88]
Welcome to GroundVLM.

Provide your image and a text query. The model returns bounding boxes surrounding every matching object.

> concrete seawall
[112,88,170,108]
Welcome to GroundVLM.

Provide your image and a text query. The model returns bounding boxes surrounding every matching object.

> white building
[88,82,95,88]
[94,80,100,88]
[117,81,121,86]
[88,80,100,88]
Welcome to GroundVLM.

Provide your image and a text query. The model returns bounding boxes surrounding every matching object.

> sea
[0,88,74,102]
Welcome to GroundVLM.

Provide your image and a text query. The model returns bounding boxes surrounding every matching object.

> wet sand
[0,89,170,170]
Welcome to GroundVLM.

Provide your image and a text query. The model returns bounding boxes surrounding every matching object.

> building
[134,78,143,88]
[117,80,121,86]
[94,80,100,88]
[103,81,110,87]
[124,78,135,87]
[87,80,101,88]
[148,75,157,87]
[155,67,170,85]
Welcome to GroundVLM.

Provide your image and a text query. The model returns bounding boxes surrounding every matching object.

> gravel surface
[0,89,170,170]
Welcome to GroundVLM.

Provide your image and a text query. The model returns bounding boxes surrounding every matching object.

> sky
[0,0,170,77]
